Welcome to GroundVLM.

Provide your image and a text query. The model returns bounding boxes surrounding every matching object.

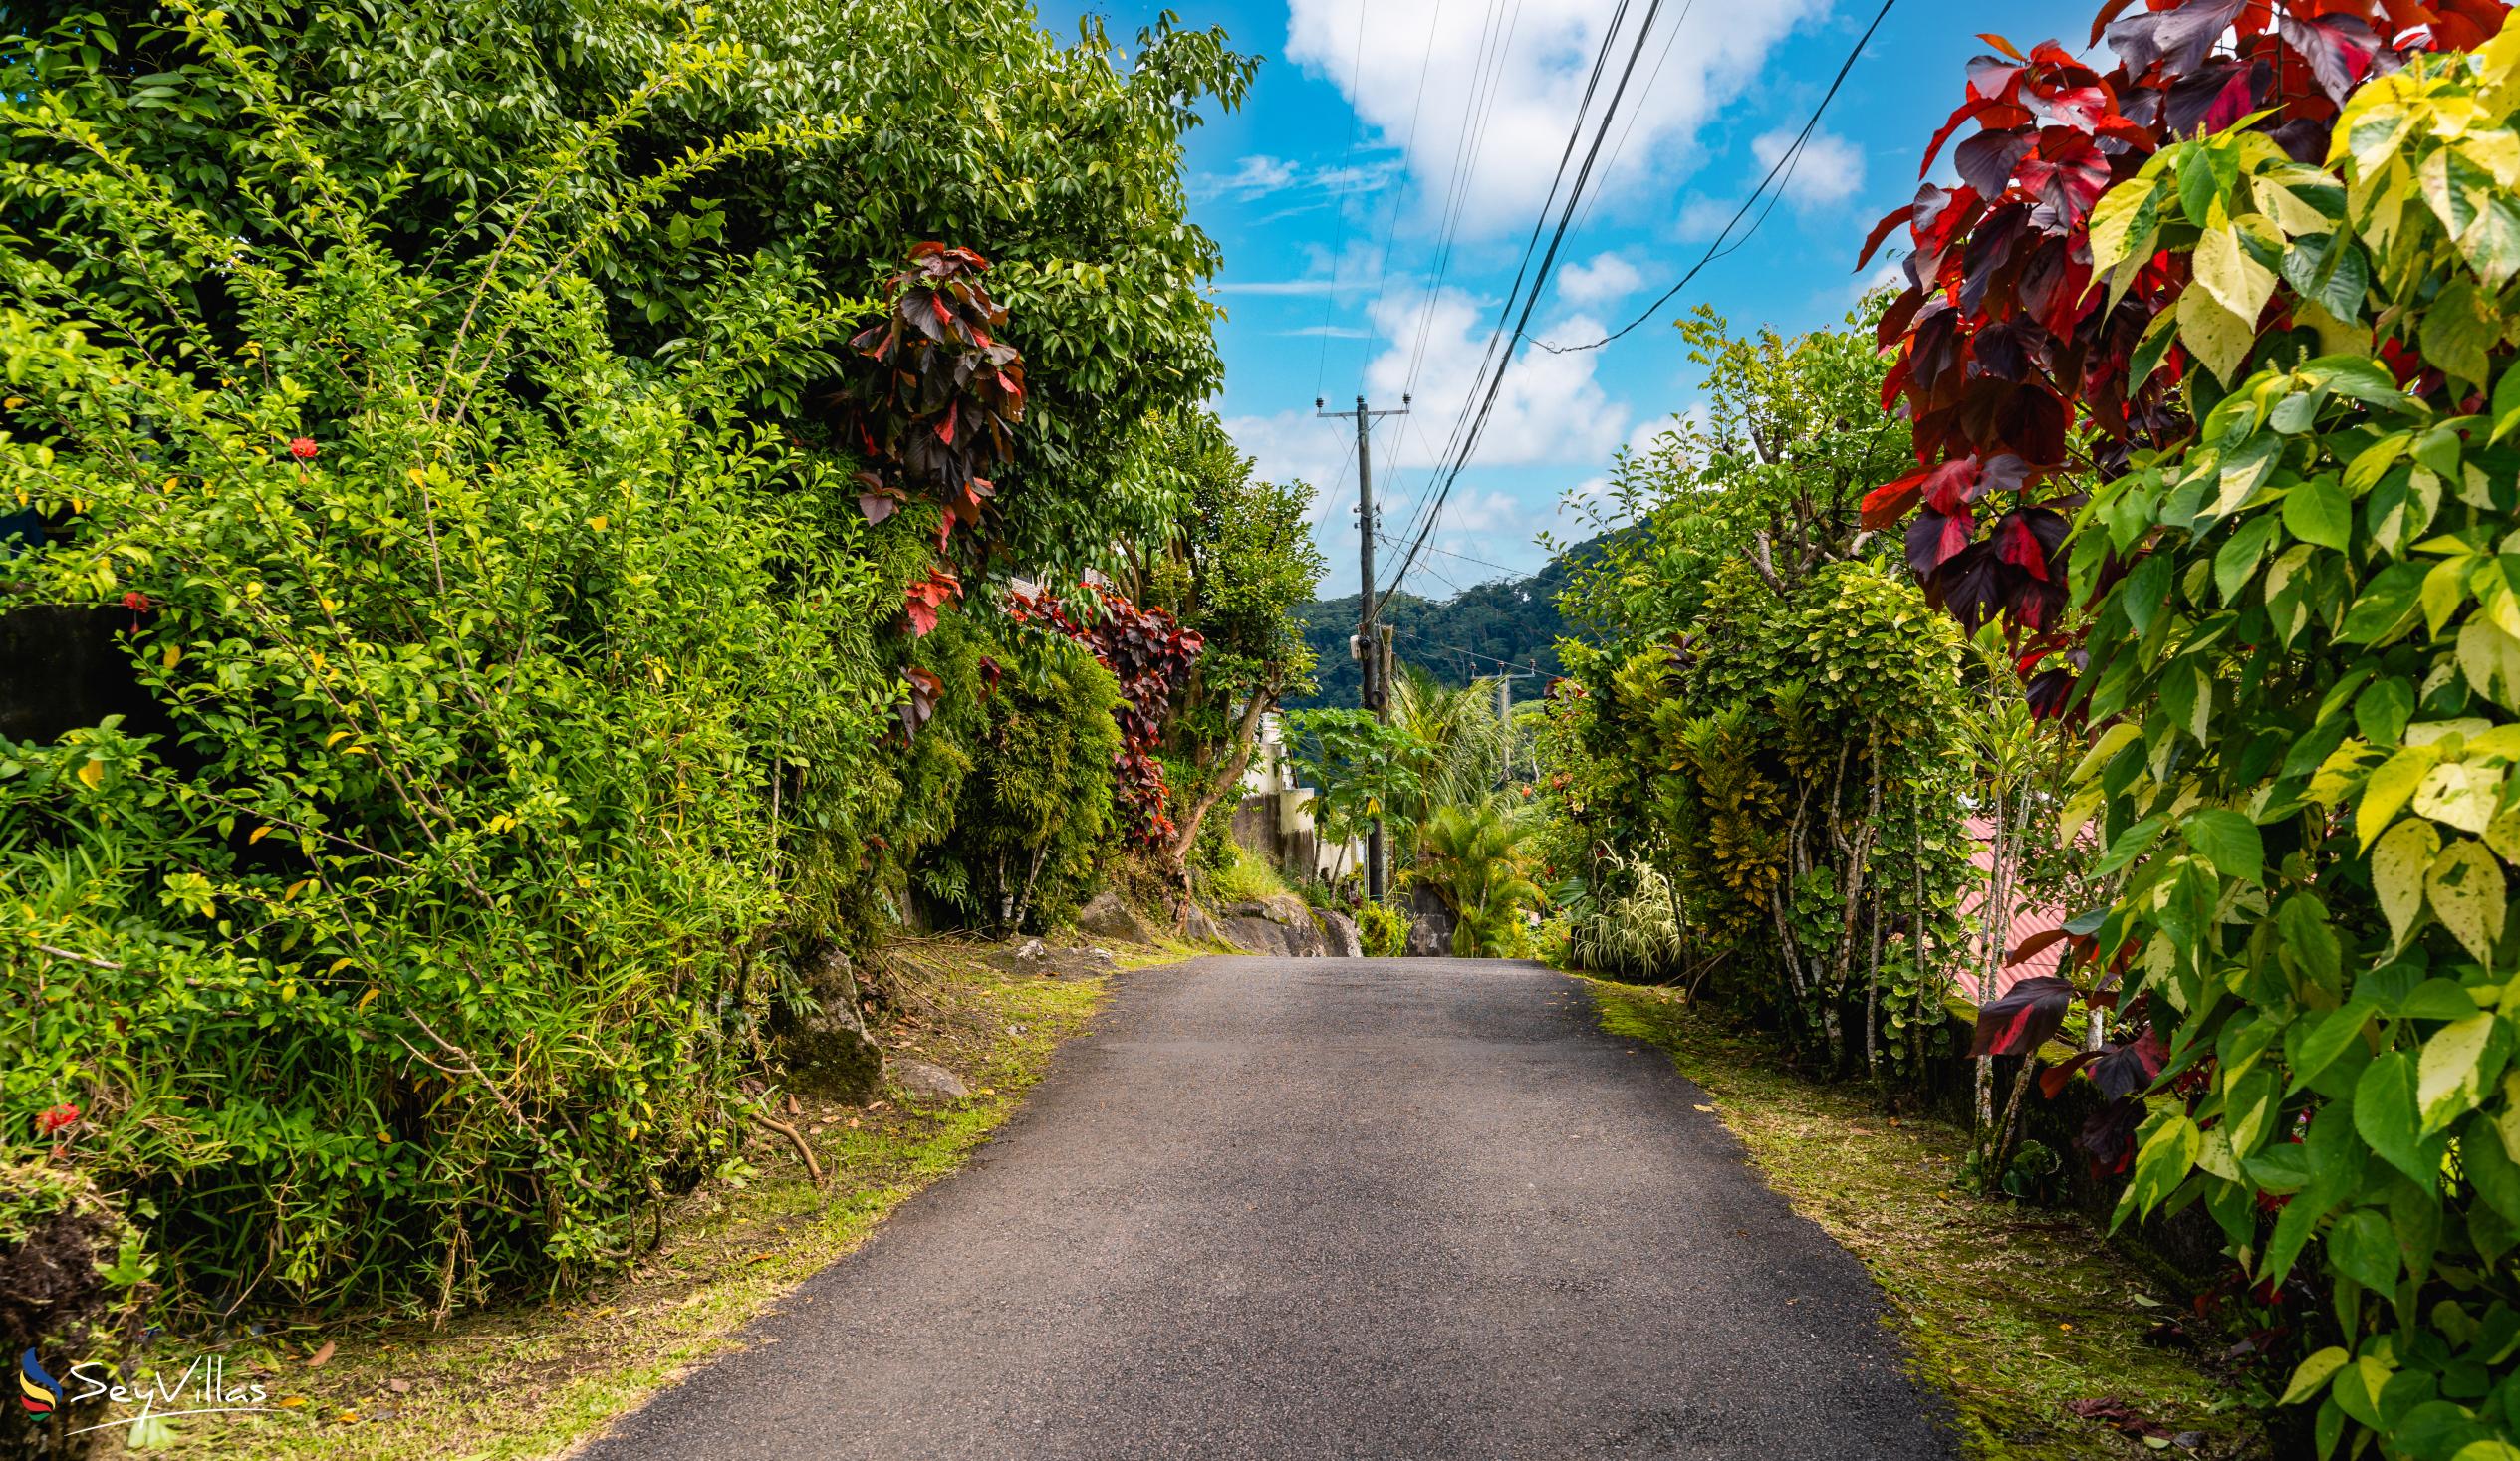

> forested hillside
[1291,533,1610,707]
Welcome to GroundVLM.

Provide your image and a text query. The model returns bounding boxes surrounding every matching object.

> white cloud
[1555,251,1643,308]
[1673,194,1741,242]
[1285,0,1828,237]
[1751,126,1865,208]
[1196,154,1301,199]
[1230,284,1634,595]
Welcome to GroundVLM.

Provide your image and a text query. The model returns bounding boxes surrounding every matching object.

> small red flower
[121,591,151,614]
[288,437,319,460]
[35,1102,79,1137]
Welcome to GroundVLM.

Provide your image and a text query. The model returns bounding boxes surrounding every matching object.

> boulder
[1404,883,1459,957]
[1074,889,1158,945]
[1317,909,1364,958]
[1217,894,1330,957]
[776,945,882,1102]
[884,1057,970,1103]
[1180,899,1231,946]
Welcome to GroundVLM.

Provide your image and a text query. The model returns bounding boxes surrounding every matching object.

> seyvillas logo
[14,1348,283,1436]
[19,1349,63,1415]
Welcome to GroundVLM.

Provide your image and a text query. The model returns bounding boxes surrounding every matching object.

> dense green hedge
[0,0,1238,1322]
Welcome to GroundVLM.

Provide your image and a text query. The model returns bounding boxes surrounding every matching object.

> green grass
[1205,841,1291,904]
[1586,978,2268,1461]
[101,943,1120,1461]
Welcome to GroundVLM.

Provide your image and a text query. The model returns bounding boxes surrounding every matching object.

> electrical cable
[1534,0,1897,356]
[1379,0,1670,615]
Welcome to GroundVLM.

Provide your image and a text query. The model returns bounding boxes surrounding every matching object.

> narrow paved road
[583,957,1952,1460]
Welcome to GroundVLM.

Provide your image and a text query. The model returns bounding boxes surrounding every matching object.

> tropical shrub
[1354,898,1410,957]
[1005,580,1203,846]
[2022,29,2520,1455]
[1860,0,2511,699]
[0,18,906,1317]
[1413,800,1542,957]
[928,634,1122,931]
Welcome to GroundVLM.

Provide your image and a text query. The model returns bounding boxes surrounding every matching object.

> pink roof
[1954,816,2068,1002]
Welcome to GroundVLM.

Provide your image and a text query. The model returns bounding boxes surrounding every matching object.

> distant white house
[1230,713,1365,882]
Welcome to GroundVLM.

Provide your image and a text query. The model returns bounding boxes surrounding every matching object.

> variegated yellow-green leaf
[2361,746,2438,849]
[2071,722,2142,784]
[2461,619,2520,709]
[2419,1012,2505,1133]
[2374,816,2443,947]
[2489,805,2520,863]
[2195,224,2279,324]
[2177,284,2258,385]
[2279,1347,2350,1406]
[2414,760,2501,835]
[2428,838,2508,963]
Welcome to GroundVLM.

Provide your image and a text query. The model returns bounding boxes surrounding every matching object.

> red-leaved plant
[1006,581,1203,845]
[840,242,1027,553]
[1860,0,2509,713]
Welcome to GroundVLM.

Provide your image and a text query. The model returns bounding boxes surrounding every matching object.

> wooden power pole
[1318,392,1407,901]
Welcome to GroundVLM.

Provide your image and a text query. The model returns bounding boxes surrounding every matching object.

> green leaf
[2340,561,2426,644]
[2215,513,2280,602]
[2328,1206,2401,1292]
[2362,749,2438,851]
[2283,474,2354,550]
[2183,808,2265,882]
[2279,893,2344,988]
[2094,814,2170,877]
[2426,839,2509,964]
[2355,677,2415,745]
[2374,817,2443,943]
[2462,1111,2520,1222]
[2419,1012,2507,1132]
[2279,1347,2351,1407]
[2355,1050,2437,1188]
[2422,277,2501,390]
[2283,237,2371,324]
[2288,1000,2376,1095]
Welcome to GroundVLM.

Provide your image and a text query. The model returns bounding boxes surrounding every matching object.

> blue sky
[1072,0,2094,598]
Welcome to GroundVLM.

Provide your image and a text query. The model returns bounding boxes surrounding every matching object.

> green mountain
[1291,536,1606,709]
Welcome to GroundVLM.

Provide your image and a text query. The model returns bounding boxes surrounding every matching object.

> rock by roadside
[883,1057,971,1104]
[1404,883,1457,957]
[777,945,882,1102]
[1317,909,1363,957]
[1215,894,1330,957]
[1073,889,1159,945]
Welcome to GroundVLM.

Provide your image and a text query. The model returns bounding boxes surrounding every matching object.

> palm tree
[1414,798,1543,956]
[1386,664,1510,824]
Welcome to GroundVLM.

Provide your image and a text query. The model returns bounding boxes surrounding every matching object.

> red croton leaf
[1969,975,2076,1058]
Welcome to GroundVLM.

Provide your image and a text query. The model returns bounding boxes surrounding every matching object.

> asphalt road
[581,956,1953,1460]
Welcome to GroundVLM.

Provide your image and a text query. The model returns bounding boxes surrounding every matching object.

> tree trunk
[1168,683,1279,875]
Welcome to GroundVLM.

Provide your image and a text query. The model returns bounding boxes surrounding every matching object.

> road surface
[581,955,1952,1460]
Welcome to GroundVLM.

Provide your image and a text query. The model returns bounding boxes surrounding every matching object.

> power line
[1570,0,1696,239]
[1388,624,1552,677]
[1388,0,1638,575]
[1381,0,1670,615]
[1366,0,1452,345]
[1535,0,1897,356]
[1401,0,1523,401]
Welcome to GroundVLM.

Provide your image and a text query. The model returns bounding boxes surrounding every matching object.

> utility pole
[1495,669,1544,782]
[1318,392,1407,901]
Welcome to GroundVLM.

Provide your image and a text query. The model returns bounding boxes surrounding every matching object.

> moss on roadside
[101,943,1117,1461]
[1587,978,2268,1461]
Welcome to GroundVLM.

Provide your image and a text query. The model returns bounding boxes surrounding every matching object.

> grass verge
[1585,977,2267,1461]
[101,938,1146,1461]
